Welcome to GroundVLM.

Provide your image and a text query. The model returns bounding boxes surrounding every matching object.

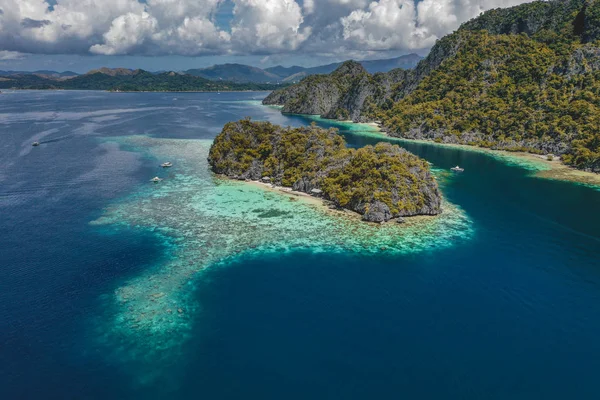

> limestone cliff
[263,61,410,122]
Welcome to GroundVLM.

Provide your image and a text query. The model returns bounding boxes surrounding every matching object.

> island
[208,119,442,223]
[0,68,283,92]
[263,0,600,174]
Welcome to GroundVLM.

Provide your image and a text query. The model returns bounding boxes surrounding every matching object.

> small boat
[150,177,163,183]
[451,165,464,172]
[32,142,40,147]
[161,162,173,168]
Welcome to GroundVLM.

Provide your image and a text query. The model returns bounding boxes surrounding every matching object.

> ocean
[1,90,599,399]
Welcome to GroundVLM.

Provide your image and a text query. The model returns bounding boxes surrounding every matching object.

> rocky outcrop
[263,61,409,122]
[362,201,392,223]
[263,61,366,117]
[555,46,600,76]
[209,119,442,222]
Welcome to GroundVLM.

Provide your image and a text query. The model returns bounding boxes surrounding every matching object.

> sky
[0,0,533,72]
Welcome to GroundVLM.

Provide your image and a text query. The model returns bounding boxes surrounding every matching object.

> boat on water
[161,162,173,168]
[151,177,163,183]
[451,165,464,172]
[32,142,40,147]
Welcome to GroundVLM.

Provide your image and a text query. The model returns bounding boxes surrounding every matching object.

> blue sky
[0,0,530,72]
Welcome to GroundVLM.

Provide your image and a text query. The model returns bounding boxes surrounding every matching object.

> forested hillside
[266,0,600,172]
[0,69,281,92]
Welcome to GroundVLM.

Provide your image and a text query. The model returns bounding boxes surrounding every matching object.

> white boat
[32,141,40,147]
[151,177,163,183]
[161,162,173,168]
[451,165,464,172]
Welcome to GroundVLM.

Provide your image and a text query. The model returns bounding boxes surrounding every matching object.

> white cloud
[230,0,311,53]
[337,0,533,52]
[90,12,158,55]
[0,0,535,57]
[416,0,533,40]
[0,50,26,60]
[341,0,434,50]
[303,0,315,15]
[0,0,146,53]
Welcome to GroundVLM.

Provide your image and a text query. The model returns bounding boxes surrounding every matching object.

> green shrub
[208,120,441,218]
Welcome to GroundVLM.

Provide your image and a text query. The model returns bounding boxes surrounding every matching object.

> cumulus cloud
[341,0,433,50]
[230,0,311,53]
[90,12,158,55]
[0,0,226,55]
[338,0,534,52]
[0,0,534,57]
[416,0,534,39]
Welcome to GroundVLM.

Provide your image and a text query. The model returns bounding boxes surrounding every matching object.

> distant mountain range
[0,54,422,91]
[185,64,282,84]
[0,70,79,79]
[185,54,423,83]
[0,55,421,87]
[0,69,281,92]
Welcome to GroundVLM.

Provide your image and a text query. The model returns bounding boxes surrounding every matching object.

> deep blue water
[1,91,600,399]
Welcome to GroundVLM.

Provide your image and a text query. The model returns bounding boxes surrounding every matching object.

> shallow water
[1,91,600,399]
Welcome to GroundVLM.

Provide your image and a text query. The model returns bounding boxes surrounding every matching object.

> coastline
[235,179,439,225]
[239,179,366,221]
[384,135,600,188]
[293,112,600,189]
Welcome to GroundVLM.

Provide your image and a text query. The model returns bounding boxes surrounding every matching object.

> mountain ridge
[0,54,423,86]
[186,63,282,83]
[185,54,422,83]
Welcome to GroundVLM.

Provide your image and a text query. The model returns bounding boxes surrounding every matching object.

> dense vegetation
[0,70,282,92]
[266,0,600,172]
[208,119,441,222]
[376,28,600,171]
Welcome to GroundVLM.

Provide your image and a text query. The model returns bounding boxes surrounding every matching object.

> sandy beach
[243,179,440,226]
[244,179,360,219]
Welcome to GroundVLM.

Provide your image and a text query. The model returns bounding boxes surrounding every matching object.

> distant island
[208,119,441,223]
[0,68,282,92]
[264,0,600,173]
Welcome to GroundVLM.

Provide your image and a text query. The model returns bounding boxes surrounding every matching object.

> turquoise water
[90,135,471,384]
[1,91,600,399]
